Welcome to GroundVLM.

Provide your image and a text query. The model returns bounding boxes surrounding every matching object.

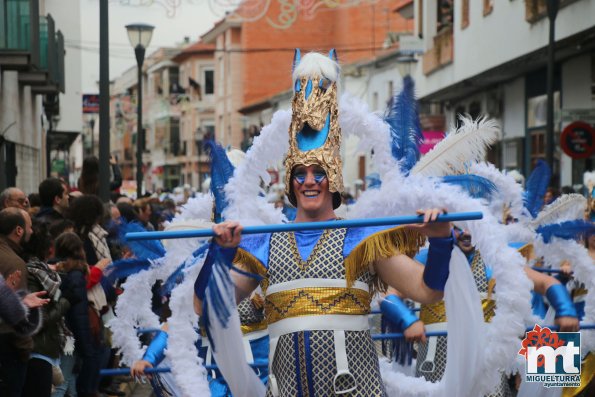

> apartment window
[386,81,394,107]
[503,140,519,169]
[483,0,493,16]
[454,106,466,130]
[203,69,214,95]
[169,67,181,94]
[417,0,423,38]
[438,0,454,32]
[525,0,573,23]
[469,101,481,120]
[170,118,181,156]
[461,0,469,29]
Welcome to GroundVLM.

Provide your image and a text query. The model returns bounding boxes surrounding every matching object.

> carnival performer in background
[126,143,269,397]
[194,51,455,397]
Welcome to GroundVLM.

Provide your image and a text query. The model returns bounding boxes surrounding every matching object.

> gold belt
[240,320,268,335]
[420,298,496,325]
[265,287,371,324]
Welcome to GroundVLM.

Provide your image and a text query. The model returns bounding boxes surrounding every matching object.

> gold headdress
[284,49,343,209]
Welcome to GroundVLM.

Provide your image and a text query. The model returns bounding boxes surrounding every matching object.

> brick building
[202,0,413,149]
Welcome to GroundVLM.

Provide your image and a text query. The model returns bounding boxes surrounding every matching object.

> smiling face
[454,226,475,254]
[291,164,335,221]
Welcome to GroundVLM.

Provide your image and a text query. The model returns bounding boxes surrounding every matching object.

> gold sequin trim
[234,248,266,276]
[284,79,343,195]
[240,320,268,335]
[265,287,371,324]
[287,229,332,272]
[344,226,426,293]
[420,298,496,324]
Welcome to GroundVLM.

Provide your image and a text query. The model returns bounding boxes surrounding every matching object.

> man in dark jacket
[0,208,37,396]
[36,178,69,227]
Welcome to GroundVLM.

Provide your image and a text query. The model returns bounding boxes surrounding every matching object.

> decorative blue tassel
[385,75,424,175]
[161,242,210,297]
[523,159,551,218]
[441,174,497,199]
[103,258,152,285]
[119,220,166,260]
[149,377,167,397]
[194,242,237,352]
[381,302,414,366]
[204,140,236,223]
[536,220,595,244]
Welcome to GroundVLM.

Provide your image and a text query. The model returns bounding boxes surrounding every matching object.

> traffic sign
[560,121,595,159]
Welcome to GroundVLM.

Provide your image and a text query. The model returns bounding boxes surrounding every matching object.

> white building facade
[411,0,595,187]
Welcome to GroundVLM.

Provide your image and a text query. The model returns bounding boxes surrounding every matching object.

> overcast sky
[78,0,232,92]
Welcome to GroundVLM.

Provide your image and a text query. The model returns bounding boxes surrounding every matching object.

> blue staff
[125,212,483,241]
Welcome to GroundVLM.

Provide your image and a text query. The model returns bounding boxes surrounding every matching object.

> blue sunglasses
[293,171,327,185]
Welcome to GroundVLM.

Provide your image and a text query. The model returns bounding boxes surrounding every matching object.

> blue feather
[204,140,236,223]
[536,220,595,244]
[384,76,424,175]
[441,174,498,199]
[161,242,210,297]
[103,258,152,285]
[523,160,552,218]
[119,220,166,260]
[200,245,237,352]
[365,172,382,189]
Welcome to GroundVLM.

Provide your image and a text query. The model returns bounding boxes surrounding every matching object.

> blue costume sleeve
[343,225,400,258]
[546,284,578,318]
[143,331,169,366]
[414,248,428,264]
[380,294,419,331]
[237,233,271,271]
[423,236,453,291]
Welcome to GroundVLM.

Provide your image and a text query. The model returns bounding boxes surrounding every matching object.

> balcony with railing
[1,0,65,95]
[422,25,453,75]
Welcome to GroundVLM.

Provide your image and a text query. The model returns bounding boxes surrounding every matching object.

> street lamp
[125,23,154,199]
[395,53,418,77]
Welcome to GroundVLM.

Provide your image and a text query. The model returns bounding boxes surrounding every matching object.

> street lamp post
[125,23,154,199]
[545,0,559,180]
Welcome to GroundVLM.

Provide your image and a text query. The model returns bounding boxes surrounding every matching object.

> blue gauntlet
[546,284,578,319]
[422,236,454,291]
[380,295,419,331]
[143,330,168,366]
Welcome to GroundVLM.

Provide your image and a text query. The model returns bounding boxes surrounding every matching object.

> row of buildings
[0,0,81,194]
[106,0,595,197]
[2,0,594,196]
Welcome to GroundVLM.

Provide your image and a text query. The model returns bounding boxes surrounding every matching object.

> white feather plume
[292,52,339,83]
[529,193,587,228]
[583,171,595,189]
[223,110,289,225]
[339,93,399,179]
[469,162,527,221]
[411,116,500,177]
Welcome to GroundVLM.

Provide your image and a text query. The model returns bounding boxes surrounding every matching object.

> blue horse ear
[328,48,337,62]
[293,49,301,73]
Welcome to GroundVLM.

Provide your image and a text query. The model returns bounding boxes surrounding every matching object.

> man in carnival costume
[194,50,455,396]
[381,191,584,396]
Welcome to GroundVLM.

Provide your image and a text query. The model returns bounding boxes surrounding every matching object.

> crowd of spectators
[0,156,593,397]
[0,156,181,397]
